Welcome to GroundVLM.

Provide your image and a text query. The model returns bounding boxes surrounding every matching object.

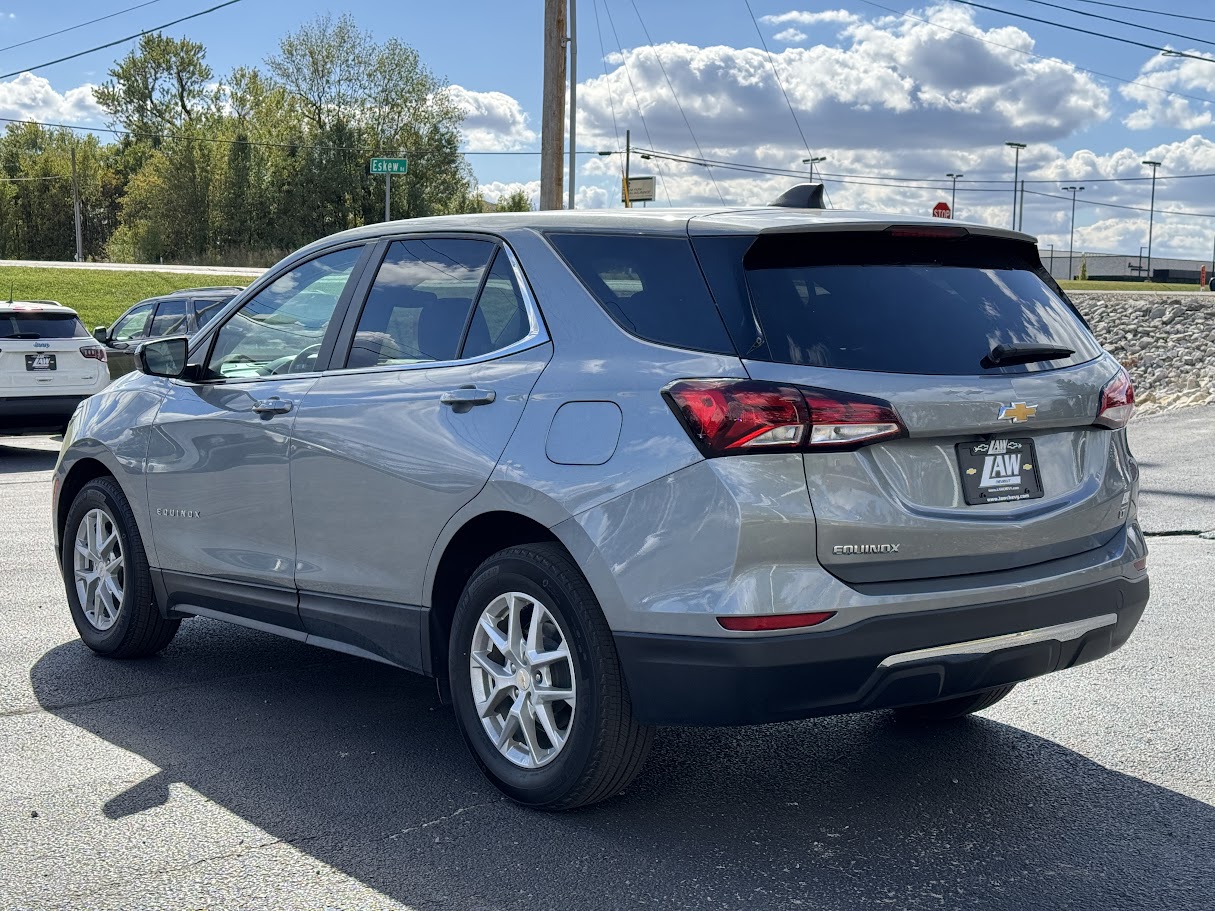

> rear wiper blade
[982,342,1074,368]
[1,333,40,339]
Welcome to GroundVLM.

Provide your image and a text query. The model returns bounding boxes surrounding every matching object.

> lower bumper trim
[614,575,1148,727]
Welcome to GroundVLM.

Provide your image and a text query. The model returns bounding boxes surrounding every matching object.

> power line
[601,1,672,204]
[0,0,245,81]
[1020,0,1215,49]
[0,0,168,55]
[0,114,606,156]
[946,0,1215,64]
[855,0,1215,109]
[626,0,726,203]
[1070,0,1215,27]
[592,0,624,167]
[1025,187,1215,219]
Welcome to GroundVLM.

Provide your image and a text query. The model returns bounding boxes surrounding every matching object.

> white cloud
[761,10,859,27]
[773,28,807,44]
[1120,51,1215,130]
[0,73,104,125]
[447,84,538,151]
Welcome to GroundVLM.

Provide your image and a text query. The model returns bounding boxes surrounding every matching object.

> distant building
[1039,248,1211,283]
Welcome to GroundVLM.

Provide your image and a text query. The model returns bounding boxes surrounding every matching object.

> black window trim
[326,231,549,376]
[180,240,376,386]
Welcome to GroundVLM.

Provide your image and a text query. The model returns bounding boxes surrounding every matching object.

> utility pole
[1006,141,1026,230]
[1142,159,1161,283]
[1063,185,1084,281]
[624,129,632,207]
[567,0,577,210]
[540,0,567,210]
[946,172,962,217]
[70,143,83,262]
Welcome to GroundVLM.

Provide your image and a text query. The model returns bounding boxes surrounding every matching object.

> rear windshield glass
[734,233,1101,376]
[547,233,734,355]
[1,312,87,339]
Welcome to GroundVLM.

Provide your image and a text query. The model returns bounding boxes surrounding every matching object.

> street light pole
[802,156,826,182]
[1142,159,1161,283]
[1063,185,1084,281]
[1006,141,1026,230]
[946,172,963,217]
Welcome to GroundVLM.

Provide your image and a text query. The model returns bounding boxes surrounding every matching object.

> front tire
[448,543,653,810]
[61,477,180,658]
[893,684,1016,722]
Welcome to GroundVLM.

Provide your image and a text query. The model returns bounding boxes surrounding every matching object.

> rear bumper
[614,575,1149,726]
[0,395,89,432]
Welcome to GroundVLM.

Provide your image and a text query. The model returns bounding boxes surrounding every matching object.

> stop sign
[932,201,952,219]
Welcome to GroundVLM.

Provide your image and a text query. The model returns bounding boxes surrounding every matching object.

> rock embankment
[1069,291,1214,416]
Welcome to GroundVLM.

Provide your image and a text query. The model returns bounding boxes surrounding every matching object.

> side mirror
[136,337,189,378]
[92,327,109,344]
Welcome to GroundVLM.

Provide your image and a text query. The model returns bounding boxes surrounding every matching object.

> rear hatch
[691,224,1134,585]
[0,309,106,393]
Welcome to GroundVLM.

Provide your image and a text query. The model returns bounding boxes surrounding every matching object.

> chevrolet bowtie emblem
[998,402,1037,423]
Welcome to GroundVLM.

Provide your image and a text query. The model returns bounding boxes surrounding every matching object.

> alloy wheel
[469,591,577,769]
[73,507,125,631]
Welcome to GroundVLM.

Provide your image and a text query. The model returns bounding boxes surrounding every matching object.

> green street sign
[370,157,408,175]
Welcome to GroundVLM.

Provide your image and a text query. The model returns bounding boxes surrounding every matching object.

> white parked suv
[1,301,109,435]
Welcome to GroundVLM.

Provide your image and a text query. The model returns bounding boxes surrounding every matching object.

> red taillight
[664,379,904,456]
[79,346,107,362]
[718,611,836,632]
[884,225,969,238]
[1096,367,1134,429]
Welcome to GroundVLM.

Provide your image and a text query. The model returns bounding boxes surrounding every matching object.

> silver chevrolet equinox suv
[52,208,1149,809]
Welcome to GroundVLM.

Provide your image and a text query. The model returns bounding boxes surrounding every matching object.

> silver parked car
[52,208,1148,809]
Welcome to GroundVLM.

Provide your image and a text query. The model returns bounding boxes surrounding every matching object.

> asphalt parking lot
[1,414,1212,911]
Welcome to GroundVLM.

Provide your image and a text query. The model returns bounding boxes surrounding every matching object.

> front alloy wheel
[469,591,577,769]
[73,507,126,631]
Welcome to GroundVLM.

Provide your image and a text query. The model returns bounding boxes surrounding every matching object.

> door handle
[252,397,293,416]
[440,386,496,413]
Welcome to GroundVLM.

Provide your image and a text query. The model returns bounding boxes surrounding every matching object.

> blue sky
[2,1,1215,258]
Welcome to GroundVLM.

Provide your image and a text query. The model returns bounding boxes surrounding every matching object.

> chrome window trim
[322,237,550,378]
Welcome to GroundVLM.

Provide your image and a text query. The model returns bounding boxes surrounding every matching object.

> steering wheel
[287,344,323,374]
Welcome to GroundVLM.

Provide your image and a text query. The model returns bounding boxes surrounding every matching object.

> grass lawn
[0,266,257,329]
[1060,280,1208,292]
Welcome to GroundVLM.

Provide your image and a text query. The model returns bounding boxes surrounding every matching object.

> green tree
[95,34,214,137]
[495,189,533,212]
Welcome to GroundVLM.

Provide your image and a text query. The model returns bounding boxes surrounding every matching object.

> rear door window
[696,232,1101,376]
[149,299,188,337]
[345,238,495,368]
[461,250,531,359]
[1,312,87,339]
[547,233,734,355]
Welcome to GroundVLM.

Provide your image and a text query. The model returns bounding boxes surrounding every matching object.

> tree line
[0,15,531,267]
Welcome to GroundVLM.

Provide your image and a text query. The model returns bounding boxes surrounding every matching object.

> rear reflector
[718,611,836,632]
[1096,366,1134,429]
[664,379,904,456]
[79,346,107,362]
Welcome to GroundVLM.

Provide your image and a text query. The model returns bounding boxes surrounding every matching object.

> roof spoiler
[768,183,826,209]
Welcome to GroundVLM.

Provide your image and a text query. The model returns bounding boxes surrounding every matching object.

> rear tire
[61,477,180,658]
[893,684,1016,722]
[448,543,653,810]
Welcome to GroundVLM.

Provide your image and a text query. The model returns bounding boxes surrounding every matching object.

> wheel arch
[423,491,629,680]
[56,457,117,548]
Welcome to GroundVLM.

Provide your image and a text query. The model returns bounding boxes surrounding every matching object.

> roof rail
[171,286,246,294]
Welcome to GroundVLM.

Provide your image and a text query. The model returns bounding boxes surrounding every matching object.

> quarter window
[346,238,495,368]
[205,246,362,379]
[461,250,531,359]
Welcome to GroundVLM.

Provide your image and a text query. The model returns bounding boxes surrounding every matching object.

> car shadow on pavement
[0,440,59,473]
[30,620,1213,911]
